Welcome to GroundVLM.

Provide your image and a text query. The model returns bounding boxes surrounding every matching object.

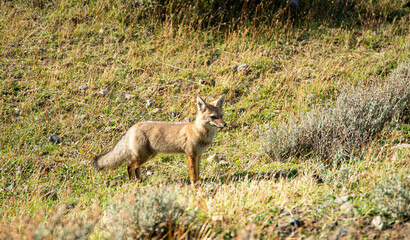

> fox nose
[223,122,227,127]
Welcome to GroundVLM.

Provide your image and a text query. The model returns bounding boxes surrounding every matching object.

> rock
[99,28,104,34]
[273,110,281,114]
[125,94,136,100]
[219,160,228,166]
[211,215,224,223]
[232,65,239,72]
[198,78,206,85]
[78,85,89,90]
[146,99,155,107]
[92,86,99,90]
[49,135,60,143]
[76,114,88,121]
[340,202,354,214]
[98,89,108,96]
[152,108,160,113]
[238,64,250,71]
[170,112,181,118]
[334,195,352,204]
[307,93,317,100]
[289,0,300,9]
[207,154,218,162]
[372,216,383,230]
[288,218,304,228]
[392,143,410,150]
[260,50,271,57]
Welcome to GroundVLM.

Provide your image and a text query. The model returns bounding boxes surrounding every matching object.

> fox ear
[197,97,207,112]
[215,95,225,109]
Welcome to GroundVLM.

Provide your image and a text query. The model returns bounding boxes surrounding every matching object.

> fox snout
[210,118,226,128]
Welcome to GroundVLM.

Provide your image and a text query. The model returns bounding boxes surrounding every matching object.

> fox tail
[92,134,130,170]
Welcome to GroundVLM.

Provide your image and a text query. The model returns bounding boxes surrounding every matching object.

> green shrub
[372,174,410,221]
[102,187,193,239]
[262,62,410,161]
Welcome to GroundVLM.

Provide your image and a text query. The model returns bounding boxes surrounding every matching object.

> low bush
[372,174,410,221]
[262,62,410,161]
[102,187,193,239]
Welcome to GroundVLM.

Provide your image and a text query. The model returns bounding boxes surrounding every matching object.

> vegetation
[1,0,409,239]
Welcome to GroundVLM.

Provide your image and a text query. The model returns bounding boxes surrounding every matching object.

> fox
[92,95,226,185]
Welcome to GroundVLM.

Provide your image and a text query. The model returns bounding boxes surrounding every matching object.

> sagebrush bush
[0,204,100,240]
[102,187,193,239]
[262,62,410,161]
[372,174,410,221]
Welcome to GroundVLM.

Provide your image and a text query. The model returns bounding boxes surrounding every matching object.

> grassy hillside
[1,0,409,239]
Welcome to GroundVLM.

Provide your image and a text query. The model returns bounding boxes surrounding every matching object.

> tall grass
[0,0,409,239]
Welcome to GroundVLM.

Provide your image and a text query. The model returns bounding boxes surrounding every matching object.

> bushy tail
[92,134,130,170]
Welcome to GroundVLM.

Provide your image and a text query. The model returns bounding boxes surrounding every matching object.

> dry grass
[1,0,409,239]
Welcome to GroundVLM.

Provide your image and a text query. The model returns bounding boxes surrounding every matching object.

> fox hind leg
[127,156,141,180]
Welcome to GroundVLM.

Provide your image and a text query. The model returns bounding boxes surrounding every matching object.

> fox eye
[210,116,217,120]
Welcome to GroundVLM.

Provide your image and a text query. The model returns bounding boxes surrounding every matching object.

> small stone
[170,112,181,118]
[219,160,228,166]
[92,86,99,90]
[77,114,88,121]
[334,195,352,204]
[152,108,160,113]
[78,85,89,90]
[339,229,349,237]
[198,79,206,85]
[340,202,354,214]
[307,93,317,100]
[98,89,108,96]
[99,28,104,34]
[238,64,250,71]
[260,50,271,57]
[146,171,153,176]
[392,143,410,150]
[211,215,224,223]
[273,110,281,114]
[207,154,218,162]
[49,135,60,143]
[125,94,136,100]
[372,216,383,230]
[288,218,304,228]
[289,0,300,8]
[146,99,155,107]
[232,65,239,71]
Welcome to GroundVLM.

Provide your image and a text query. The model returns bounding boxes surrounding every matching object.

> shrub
[262,62,410,161]
[0,204,100,240]
[372,174,410,221]
[102,187,193,239]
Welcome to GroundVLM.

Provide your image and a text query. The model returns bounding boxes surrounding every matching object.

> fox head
[196,95,226,128]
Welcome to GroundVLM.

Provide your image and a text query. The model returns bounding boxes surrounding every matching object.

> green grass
[1,0,409,239]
